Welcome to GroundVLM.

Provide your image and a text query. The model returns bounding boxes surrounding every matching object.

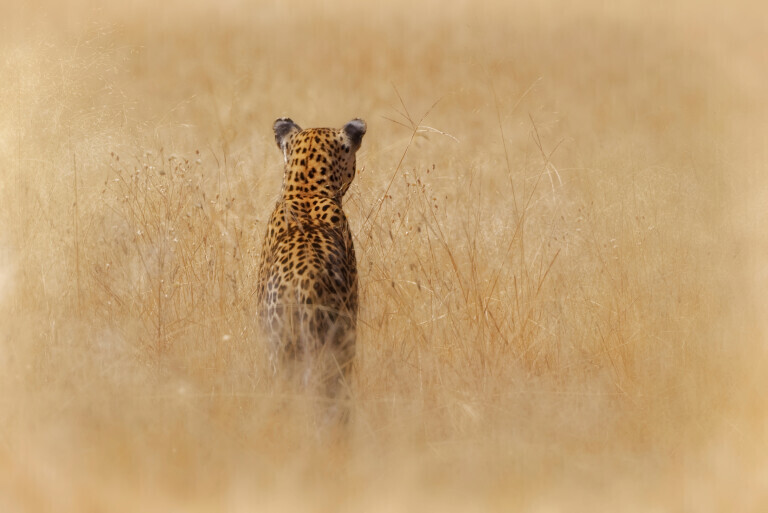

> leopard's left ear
[342,118,366,151]
[273,118,301,150]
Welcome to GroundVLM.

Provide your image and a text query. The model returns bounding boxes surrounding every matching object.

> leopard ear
[273,118,301,150]
[342,118,366,151]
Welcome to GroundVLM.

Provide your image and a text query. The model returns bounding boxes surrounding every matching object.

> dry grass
[1,0,767,511]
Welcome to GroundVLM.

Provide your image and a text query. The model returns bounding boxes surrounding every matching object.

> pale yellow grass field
[1,0,766,511]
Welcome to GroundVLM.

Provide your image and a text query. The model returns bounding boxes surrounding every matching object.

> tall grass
[1,0,766,510]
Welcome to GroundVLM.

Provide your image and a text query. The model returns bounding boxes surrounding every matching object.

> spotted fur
[257,117,366,393]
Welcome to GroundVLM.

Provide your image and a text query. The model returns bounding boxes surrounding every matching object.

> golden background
[1,0,766,510]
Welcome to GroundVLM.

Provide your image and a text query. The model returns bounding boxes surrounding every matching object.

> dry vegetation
[1,0,766,511]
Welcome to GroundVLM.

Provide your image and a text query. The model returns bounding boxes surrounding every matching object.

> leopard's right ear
[273,118,301,151]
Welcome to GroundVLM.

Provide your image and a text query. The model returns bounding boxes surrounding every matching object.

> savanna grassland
[1,0,766,511]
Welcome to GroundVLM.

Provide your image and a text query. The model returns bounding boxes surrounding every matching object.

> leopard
[256,117,366,399]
